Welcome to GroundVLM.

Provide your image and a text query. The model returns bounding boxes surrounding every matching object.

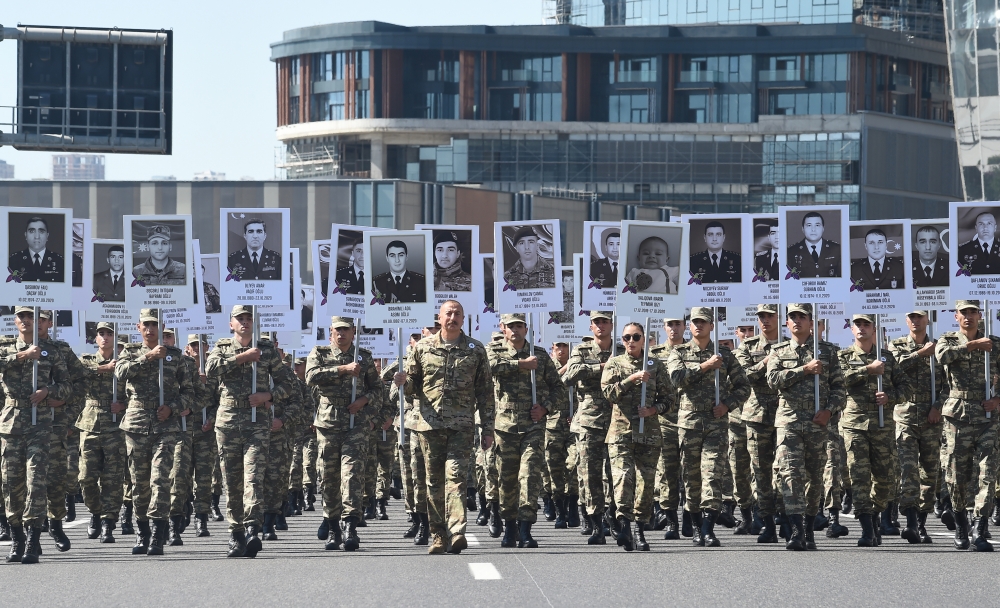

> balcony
[617,71,657,83]
[758,68,807,89]
[927,80,950,100]
[892,73,915,94]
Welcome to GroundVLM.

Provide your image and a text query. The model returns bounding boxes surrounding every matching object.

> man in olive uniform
[131,224,186,285]
[288,357,318,513]
[116,309,195,556]
[77,322,127,544]
[206,305,295,558]
[690,221,742,283]
[786,211,842,278]
[8,216,65,282]
[544,340,578,529]
[373,240,426,303]
[935,300,1000,551]
[488,313,564,548]
[503,226,556,290]
[0,307,72,564]
[432,230,472,292]
[850,229,906,291]
[362,383,397,522]
[306,316,381,552]
[183,334,219,538]
[160,327,196,547]
[260,334,300,541]
[394,300,495,555]
[666,307,749,548]
[226,219,282,281]
[651,317,684,540]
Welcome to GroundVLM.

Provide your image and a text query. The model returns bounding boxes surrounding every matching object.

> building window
[679,92,751,123]
[769,92,846,115]
[526,92,561,121]
[403,51,461,118]
[684,55,752,83]
[805,54,848,81]
[314,52,346,82]
[613,57,657,83]
[376,183,395,228]
[312,92,345,121]
[356,90,369,119]
[354,184,373,225]
[289,57,299,87]
[289,97,299,124]
[687,0,708,13]
[498,55,562,82]
[609,91,651,122]
[357,51,370,80]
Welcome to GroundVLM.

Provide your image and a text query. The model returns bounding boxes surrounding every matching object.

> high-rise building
[52,154,105,180]
[0,160,13,179]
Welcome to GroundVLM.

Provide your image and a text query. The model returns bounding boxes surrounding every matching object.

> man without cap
[373,240,426,303]
[957,212,1000,275]
[183,333,219,539]
[206,305,295,558]
[887,310,944,544]
[666,307,750,548]
[394,300,495,554]
[93,245,127,302]
[116,309,195,556]
[589,230,620,289]
[8,216,65,283]
[132,224,186,285]
[227,219,281,281]
[850,228,905,291]
[690,221,742,284]
[0,307,72,563]
[766,304,846,550]
[306,316,380,552]
[753,222,780,282]
[935,300,1000,551]
[77,322,127,544]
[651,317,684,539]
[912,225,949,288]
[334,238,365,296]
[787,211,842,279]
[503,226,556,291]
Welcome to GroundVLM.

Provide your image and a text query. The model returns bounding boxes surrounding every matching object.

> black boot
[501,519,518,548]
[87,514,101,539]
[804,514,817,550]
[542,493,556,521]
[390,476,403,500]
[900,507,920,544]
[701,509,721,547]
[211,494,224,521]
[169,515,185,546]
[227,529,247,557]
[48,518,71,552]
[857,513,875,547]
[634,521,649,551]
[717,501,737,528]
[993,503,1000,527]
[65,495,76,523]
[734,507,753,535]
[880,505,900,537]
[283,495,294,518]
[554,496,568,529]
[682,510,694,538]
[813,511,829,531]
[652,505,669,531]
[827,509,849,538]
[566,496,581,528]
[873,517,882,546]
[305,484,316,511]
[587,511,606,545]
[262,513,277,541]
[663,509,680,540]
[292,491,303,516]
[120,501,134,535]
[21,526,41,564]
[476,492,490,526]
[617,516,635,551]
[0,512,9,542]
[343,516,360,551]
[467,487,478,512]
[751,505,764,536]
[488,501,503,538]
[973,514,994,552]
[276,509,288,531]
[518,520,538,548]
[917,511,933,544]
[403,512,420,538]
[841,489,853,514]
[785,514,806,551]
[325,517,343,550]
[195,513,210,537]
[317,517,331,540]
[757,514,778,543]
[147,519,166,555]
[940,494,956,530]
[891,501,900,528]
[6,525,25,562]
[691,511,704,546]
[377,498,389,521]
[97,519,116,543]
[580,505,594,536]
[606,507,620,541]
[414,512,429,546]
[954,510,971,550]
[244,523,262,558]
[776,512,790,540]
[132,520,151,555]
[934,494,943,517]
[364,496,376,521]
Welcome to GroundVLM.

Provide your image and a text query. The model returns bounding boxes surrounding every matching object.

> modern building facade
[52,154,105,180]
[0,160,13,179]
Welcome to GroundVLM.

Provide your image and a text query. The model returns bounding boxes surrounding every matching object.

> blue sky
[0,0,541,180]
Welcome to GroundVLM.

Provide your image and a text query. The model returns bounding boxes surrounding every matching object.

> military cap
[500,313,526,325]
[907,310,929,317]
[852,313,876,324]
[786,303,813,317]
[662,316,683,323]
[433,230,461,248]
[146,224,171,241]
[117,333,130,344]
[956,300,981,312]
[330,316,355,329]
[162,327,175,335]
[96,322,115,332]
[590,311,614,322]
[294,356,306,365]
[186,333,203,345]
[512,226,538,245]
[690,307,714,322]
[757,304,778,314]
[231,305,253,318]
[38,310,53,320]
[13,306,34,315]
[553,341,569,346]
[139,308,160,323]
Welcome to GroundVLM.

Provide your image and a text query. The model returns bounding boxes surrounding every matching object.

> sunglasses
[621,333,644,342]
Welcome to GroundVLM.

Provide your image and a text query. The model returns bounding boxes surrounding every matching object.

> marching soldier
[288,356,318,514]
[183,334,219,539]
[651,317,684,540]
[162,328,196,547]
[261,334,301,541]
[545,341,579,529]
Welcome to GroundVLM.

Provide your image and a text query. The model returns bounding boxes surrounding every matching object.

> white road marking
[468,562,502,580]
[466,533,480,547]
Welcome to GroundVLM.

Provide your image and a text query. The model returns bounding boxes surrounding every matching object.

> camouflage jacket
[306,344,380,432]
[190,364,220,430]
[736,335,784,426]
[935,330,1000,425]
[888,334,947,425]
[205,337,295,431]
[290,376,316,430]
[0,337,73,435]
[666,340,749,431]
[837,343,912,431]
[487,339,564,434]
[503,257,555,291]
[766,337,846,428]
[76,352,122,434]
[383,359,419,430]
[115,342,196,435]
[49,340,89,427]
[564,340,624,433]
[403,330,495,433]
[648,342,680,427]
[601,353,672,446]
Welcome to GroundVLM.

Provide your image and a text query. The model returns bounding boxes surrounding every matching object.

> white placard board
[778,205,850,305]
[581,221,620,310]
[219,208,291,307]
[615,220,689,321]
[2,207,74,306]
[124,214,195,309]
[494,221,563,314]
[363,230,435,327]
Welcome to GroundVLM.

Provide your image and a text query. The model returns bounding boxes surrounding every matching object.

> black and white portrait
[785,209,844,279]
[622,224,683,295]
[498,223,558,291]
[687,217,743,284]
[224,212,284,281]
[849,224,906,290]
[8,212,66,283]
[92,241,127,302]
[911,222,949,288]
[369,234,428,304]
[130,219,187,285]
[201,256,222,314]
[332,229,364,296]
[72,220,86,288]
[955,206,1000,276]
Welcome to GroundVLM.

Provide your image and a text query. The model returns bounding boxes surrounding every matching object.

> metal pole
[398,328,405,447]
[350,317,360,430]
[813,309,820,414]
[929,313,936,409]
[50,310,56,420]
[713,307,720,407]
[112,323,118,424]
[31,305,38,426]
[528,313,537,407]
[567,340,574,421]
[251,306,258,423]
[875,313,884,428]
[199,334,207,426]
[639,318,651,434]
[986,301,992,420]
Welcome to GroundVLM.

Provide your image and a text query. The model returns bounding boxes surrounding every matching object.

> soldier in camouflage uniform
[666,307,749,548]
[736,304,785,543]
[116,308,195,556]
[488,312,564,548]
[306,316,380,552]
[838,313,912,547]
[77,322,127,544]
[767,303,846,551]
[935,300,1000,551]
[206,305,295,558]
[288,356,318,513]
[565,311,624,545]
[261,335,300,541]
[394,300,495,555]
[476,332,504,538]
[650,317,684,539]
[0,306,72,564]
[183,334,218,538]
[160,327,196,547]
[601,321,673,552]
[363,389,396,522]
[887,310,944,544]
[545,341,578,529]
[502,226,556,291]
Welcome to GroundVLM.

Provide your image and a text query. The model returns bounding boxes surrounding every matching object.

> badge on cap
[40,350,47,357]
[166,355,172,362]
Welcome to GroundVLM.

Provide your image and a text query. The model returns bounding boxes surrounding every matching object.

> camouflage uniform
[263,367,301,517]
[77,350,126,522]
[385,360,424,514]
[601,353,672,523]
[45,339,87,523]
[650,341,682,515]
[736,334,784,517]
[502,257,556,291]
[824,416,849,511]
[190,370,220,519]
[168,354,200,520]
[288,377,318,496]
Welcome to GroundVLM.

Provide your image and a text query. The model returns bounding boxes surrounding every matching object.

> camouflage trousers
[78,430,126,520]
[474,440,497,502]
[124,431,177,521]
[66,426,81,496]
[495,428,545,523]
[289,434,317,491]
[776,422,828,517]
[842,424,895,515]
[191,428,218,515]
[169,432,193,516]
[896,420,942,513]
[215,424,270,532]
[364,429,395,501]
[944,417,999,518]
[576,427,610,515]
[413,428,475,538]
[123,467,132,503]
[728,419,754,509]
[679,420,728,513]
[316,425,368,520]
[1,426,51,528]
[399,430,426,513]
[211,428,224,496]
[544,425,577,499]
[46,426,69,520]
[746,422,780,517]
[609,441,661,523]
[263,427,290,514]
[824,422,849,511]
[655,423,681,511]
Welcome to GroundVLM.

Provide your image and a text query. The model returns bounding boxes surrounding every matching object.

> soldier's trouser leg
[376,431,394,500]
[400,437,415,512]
[496,428,544,523]
[79,430,126,521]
[539,457,552,497]
[410,435,427,513]
[169,432,194,516]
[123,468,133,503]
[655,423,681,511]
[577,428,607,515]
[545,426,569,501]
[264,429,289,514]
[304,436,318,488]
[843,425,894,515]
[776,423,827,517]
[125,431,176,522]
[746,421,777,516]
[211,432,224,495]
[680,421,727,513]
[215,425,269,532]
[720,435,734,502]
[363,432,377,503]
[191,429,215,516]
[288,435,305,491]
[609,442,661,523]
[897,421,943,513]
[322,425,368,520]
[945,417,999,518]
[1,427,50,528]
[823,423,843,511]
[46,426,68,520]
[415,428,474,538]
[729,419,754,510]
[66,427,81,496]
[565,437,579,496]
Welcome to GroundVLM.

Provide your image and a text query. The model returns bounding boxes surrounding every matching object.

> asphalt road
[1,497,996,608]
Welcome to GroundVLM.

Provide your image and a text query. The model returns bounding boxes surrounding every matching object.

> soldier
[565,311,624,545]
[93,245,127,302]
[503,226,556,291]
[183,334,219,539]
[77,322,127,544]
[488,313,563,548]
[838,313,912,547]
[766,304,846,550]
[651,317,684,540]
[116,309,195,556]
[753,221,780,282]
[786,211,842,278]
[0,307,72,564]
[131,224,186,285]
[723,323,755,533]
[545,340,579,529]
[432,230,472,292]
[8,216,65,282]
[160,328,196,547]
[589,230,620,289]
[260,334,300,541]
[666,307,749,548]
[226,218,282,281]
[912,225,949,287]
[363,360,397,523]
[956,212,1000,275]
[690,221,742,283]
[306,316,380,552]
[850,229,905,291]
[935,300,1000,551]
[393,300,495,554]
[601,322,672,552]
[888,310,944,544]
[206,305,295,558]
[333,239,365,296]
[373,240,426,303]
[287,356,318,515]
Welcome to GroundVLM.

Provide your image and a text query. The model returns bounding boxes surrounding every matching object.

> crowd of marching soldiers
[2,297,999,563]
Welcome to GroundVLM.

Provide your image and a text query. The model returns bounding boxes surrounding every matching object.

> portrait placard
[476,253,499,343]
[616,221,689,321]
[72,219,93,310]
[682,213,752,307]
[311,239,334,331]
[544,265,579,344]
[259,249,301,332]
[494,221,563,314]
[300,284,317,348]
[164,239,206,328]
[220,208,290,307]
[196,253,226,332]
[1,207,74,306]
[574,253,592,339]
[363,230,434,327]
[911,219,950,309]
[87,238,135,325]
[358,325,394,359]
[327,224,387,318]
[415,224,480,316]
[949,204,1000,299]
[748,214,780,303]
[124,214,194,309]
[847,219,913,314]
[778,205,850,304]
[582,221,621,310]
